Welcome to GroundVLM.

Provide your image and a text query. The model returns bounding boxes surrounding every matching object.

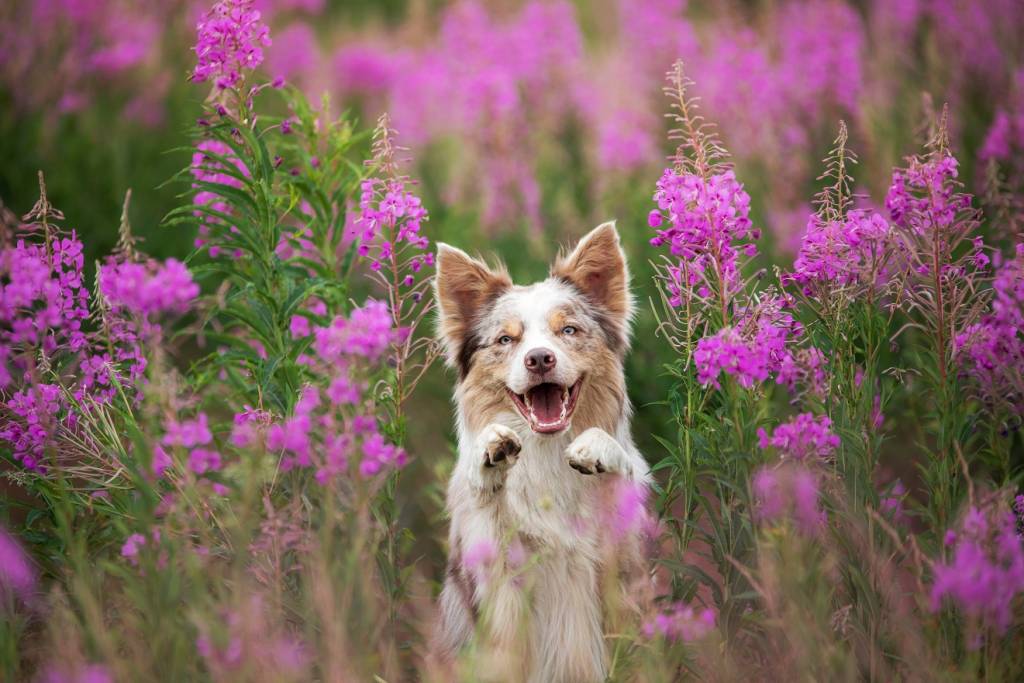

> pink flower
[643,602,716,641]
[757,413,840,461]
[191,0,272,91]
[163,414,213,448]
[189,448,223,475]
[931,504,1024,640]
[152,445,172,478]
[752,464,824,534]
[649,169,756,305]
[121,533,146,560]
[0,526,36,601]
[98,258,199,317]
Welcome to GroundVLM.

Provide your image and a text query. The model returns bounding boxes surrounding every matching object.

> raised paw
[565,428,622,476]
[481,423,521,469]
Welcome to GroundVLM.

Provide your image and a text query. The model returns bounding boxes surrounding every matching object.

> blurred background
[2,0,1023,546]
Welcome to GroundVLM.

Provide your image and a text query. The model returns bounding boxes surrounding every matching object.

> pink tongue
[528,384,562,422]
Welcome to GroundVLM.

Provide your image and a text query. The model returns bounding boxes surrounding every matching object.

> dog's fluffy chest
[501,433,601,550]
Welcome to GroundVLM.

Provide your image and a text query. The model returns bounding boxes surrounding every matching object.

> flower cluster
[0,224,90,470]
[163,413,223,479]
[643,602,717,641]
[0,524,36,601]
[757,413,840,461]
[776,346,829,398]
[752,464,824,535]
[98,259,198,318]
[786,209,897,297]
[649,169,757,306]
[192,0,272,91]
[355,177,430,279]
[1,232,90,379]
[693,295,802,389]
[954,244,1024,416]
[1,0,166,124]
[885,154,972,236]
[267,301,406,482]
[0,384,75,471]
[355,120,433,289]
[311,299,401,365]
[931,503,1024,641]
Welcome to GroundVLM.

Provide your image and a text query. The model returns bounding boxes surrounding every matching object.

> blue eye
[562,326,577,336]
[498,335,513,345]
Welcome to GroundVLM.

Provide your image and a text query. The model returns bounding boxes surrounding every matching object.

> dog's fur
[433,222,651,683]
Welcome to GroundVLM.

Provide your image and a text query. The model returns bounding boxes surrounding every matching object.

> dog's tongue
[527,383,563,423]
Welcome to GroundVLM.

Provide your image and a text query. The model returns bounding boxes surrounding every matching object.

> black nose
[524,347,556,373]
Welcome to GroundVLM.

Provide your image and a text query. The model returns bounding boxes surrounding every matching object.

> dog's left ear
[552,221,633,350]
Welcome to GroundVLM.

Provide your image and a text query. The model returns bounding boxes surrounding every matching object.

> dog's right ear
[435,243,512,375]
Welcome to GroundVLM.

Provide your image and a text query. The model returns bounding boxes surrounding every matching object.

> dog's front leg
[462,422,522,495]
[565,427,649,481]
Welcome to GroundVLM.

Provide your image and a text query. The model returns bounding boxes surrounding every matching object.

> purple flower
[163,414,213,449]
[757,412,840,461]
[191,0,272,91]
[313,300,398,364]
[954,244,1024,417]
[931,503,1024,640]
[121,533,146,564]
[356,177,430,274]
[643,602,716,641]
[752,464,824,534]
[98,259,199,318]
[358,431,406,478]
[785,209,897,297]
[885,154,970,233]
[0,383,68,472]
[0,526,36,601]
[152,445,172,478]
[693,295,800,389]
[649,169,756,306]
[189,448,223,475]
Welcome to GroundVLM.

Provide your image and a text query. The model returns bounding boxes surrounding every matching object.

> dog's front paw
[480,423,521,470]
[565,428,609,475]
[566,428,623,475]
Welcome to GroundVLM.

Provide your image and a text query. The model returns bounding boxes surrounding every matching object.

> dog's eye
[562,325,577,336]
[498,335,513,346]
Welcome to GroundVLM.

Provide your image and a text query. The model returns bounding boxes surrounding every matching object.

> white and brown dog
[433,222,651,683]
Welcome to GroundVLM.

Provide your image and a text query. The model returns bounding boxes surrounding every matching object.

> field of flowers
[1,0,1023,680]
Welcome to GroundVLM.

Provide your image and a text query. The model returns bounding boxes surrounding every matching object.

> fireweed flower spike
[354,113,439,409]
[954,243,1024,420]
[931,502,1024,645]
[648,63,756,321]
[191,0,272,92]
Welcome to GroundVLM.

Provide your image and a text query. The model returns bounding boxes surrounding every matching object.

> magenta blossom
[649,168,756,305]
[643,602,716,641]
[0,526,36,601]
[98,259,198,318]
[752,465,825,535]
[191,0,272,91]
[931,504,1024,642]
[757,413,840,461]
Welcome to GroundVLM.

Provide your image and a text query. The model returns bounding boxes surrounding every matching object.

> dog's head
[435,222,633,435]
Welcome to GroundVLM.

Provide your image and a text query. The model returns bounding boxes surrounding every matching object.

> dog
[432,222,651,683]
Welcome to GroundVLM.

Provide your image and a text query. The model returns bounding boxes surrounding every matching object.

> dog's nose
[524,347,557,373]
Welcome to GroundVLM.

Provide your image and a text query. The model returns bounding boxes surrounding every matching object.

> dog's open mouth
[507,380,582,434]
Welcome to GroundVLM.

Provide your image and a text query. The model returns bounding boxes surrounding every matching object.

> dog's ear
[435,243,512,375]
[551,221,633,350]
